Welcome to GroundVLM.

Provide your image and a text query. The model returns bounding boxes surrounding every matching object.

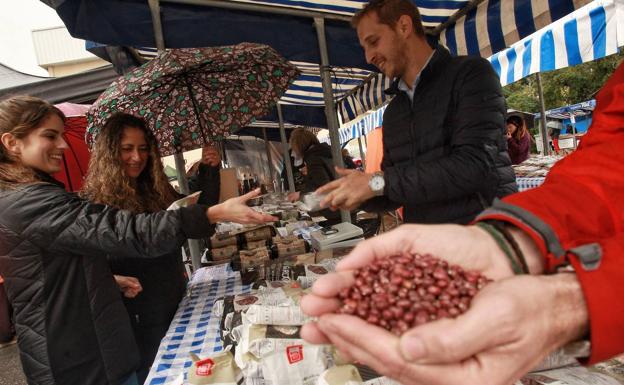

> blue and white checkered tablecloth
[516,177,546,192]
[145,264,250,385]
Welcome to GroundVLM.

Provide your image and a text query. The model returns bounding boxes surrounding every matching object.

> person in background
[317,0,516,224]
[187,144,221,206]
[506,115,530,164]
[0,96,274,385]
[341,148,358,169]
[547,120,562,154]
[287,128,341,223]
[566,124,575,135]
[301,60,624,385]
[80,113,269,384]
[280,149,305,192]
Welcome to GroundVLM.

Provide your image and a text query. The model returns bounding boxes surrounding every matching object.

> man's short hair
[351,0,425,37]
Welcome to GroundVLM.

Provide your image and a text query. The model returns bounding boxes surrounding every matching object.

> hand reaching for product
[208,188,277,224]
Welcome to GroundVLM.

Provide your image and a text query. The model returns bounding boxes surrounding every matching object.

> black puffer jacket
[110,171,219,383]
[0,178,213,385]
[363,46,517,224]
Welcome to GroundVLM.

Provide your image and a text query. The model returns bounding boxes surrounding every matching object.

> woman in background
[288,128,342,224]
[506,115,530,164]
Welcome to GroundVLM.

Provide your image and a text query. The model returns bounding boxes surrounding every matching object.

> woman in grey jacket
[0,96,274,385]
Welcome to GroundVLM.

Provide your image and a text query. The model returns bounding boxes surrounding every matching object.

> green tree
[504,50,624,113]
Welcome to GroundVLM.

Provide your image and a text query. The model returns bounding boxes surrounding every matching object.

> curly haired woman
[81,113,235,383]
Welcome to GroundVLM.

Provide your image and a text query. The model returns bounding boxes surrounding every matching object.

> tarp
[535,99,596,119]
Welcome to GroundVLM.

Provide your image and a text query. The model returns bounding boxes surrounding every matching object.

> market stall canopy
[42,0,592,123]
[488,0,624,86]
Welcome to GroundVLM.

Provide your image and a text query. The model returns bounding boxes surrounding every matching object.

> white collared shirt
[397,51,435,103]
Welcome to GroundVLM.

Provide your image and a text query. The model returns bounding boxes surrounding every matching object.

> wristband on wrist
[487,221,530,274]
[476,222,528,275]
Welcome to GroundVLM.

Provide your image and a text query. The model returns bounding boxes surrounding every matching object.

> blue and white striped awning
[209,0,470,28]
[439,0,591,58]
[338,73,392,122]
[488,0,624,86]
[320,104,386,144]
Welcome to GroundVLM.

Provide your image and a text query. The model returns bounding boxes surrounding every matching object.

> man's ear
[397,14,413,37]
[1,133,20,155]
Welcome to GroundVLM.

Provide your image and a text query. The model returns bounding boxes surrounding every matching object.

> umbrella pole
[262,127,274,187]
[277,104,296,193]
[149,0,202,271]
[314,17,351,224]
[536,72,550,156]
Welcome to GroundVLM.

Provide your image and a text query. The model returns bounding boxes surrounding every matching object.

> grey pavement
[0,339,26,385]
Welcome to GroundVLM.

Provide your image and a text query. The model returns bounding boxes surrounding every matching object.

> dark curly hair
[80,112,178,213]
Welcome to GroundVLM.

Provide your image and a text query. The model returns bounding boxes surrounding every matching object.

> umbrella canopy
[86,43,299,156]
[53,103,91,192]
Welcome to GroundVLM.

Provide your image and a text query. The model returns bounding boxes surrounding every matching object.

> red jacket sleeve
[475,62,624,364]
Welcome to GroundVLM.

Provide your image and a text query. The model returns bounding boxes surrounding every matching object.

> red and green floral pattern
[86,43,298,156]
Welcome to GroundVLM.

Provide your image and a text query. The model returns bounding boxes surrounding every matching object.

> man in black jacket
[318,0,516,224]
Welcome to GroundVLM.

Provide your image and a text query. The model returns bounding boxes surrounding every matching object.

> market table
[145,264,250,385]
[516,176,546,191]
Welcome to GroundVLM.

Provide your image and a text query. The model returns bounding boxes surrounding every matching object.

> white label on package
[244,304,311,325]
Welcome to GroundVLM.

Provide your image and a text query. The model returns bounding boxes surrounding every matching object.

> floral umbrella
[86,43,299,156]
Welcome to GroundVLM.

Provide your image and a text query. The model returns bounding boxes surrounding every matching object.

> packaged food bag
[187,351,242,385]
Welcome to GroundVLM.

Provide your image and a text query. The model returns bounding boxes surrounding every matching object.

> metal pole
[277,104,296,193]
[357,135,366,169]
[536,72,550,156]
[149,0,201,270]
[570,115,578,149]
[262,127,274,185]
[314,17,350,223]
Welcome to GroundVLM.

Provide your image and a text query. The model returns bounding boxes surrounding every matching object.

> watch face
[371,176,384,191]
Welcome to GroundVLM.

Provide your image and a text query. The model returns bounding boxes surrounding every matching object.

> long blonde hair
[289,128,320,158]
[80,113,177,213]
[0,96,65,188]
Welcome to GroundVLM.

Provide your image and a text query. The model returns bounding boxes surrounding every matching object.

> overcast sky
[0,0,64,77]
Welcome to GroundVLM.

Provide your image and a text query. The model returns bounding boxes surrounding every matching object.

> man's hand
[208,188,278,224]
[316,168,375,211]
[114,275,143,298]
[301,273,588,385]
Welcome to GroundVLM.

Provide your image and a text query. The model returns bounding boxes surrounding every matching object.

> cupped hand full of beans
[337,253,491,335]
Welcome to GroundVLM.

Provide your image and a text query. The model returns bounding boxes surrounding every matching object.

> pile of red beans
[338,254,490,335]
